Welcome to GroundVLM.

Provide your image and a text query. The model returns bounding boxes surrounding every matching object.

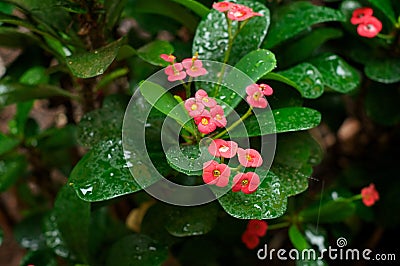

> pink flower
[351,7,373,25]
[165,63,187,82]
[361,183,379,207]
[212,1,234,12]
[246,220,268,237]
[182,58,208,77]
[210,105,227,127]
[195,89,217,108]
[232,172,260,194]
[237,148,263,167]
[208,139,238,158]
[241,230,260,249]
[258,83,273,96]
[160,54,176,63]
[194,110,217,134]
[357,16,382,38]
[202,160,230,187]
[184,98,205,117]
[227,4,262,21]
[246,84,267,108]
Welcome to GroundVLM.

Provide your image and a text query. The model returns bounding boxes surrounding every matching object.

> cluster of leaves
[0,0,399,265]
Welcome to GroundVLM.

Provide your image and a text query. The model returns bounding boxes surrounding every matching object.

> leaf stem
[212,106,253,139]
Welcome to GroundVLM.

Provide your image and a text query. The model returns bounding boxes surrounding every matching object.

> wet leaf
[43,213,74,259]
[365,58,400,84]
[169,0,210,17]
[14,212,48,251]
[137,40,174,67]
[311,54,360,93]
[20,250,57,266]
[105,234,168,266]
[0,155,27,192]
[235,49,277,82]
[263,2,345,49]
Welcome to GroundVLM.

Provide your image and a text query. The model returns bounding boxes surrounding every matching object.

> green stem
[213,106,253,139]
[377,33,395,40]
[348,194,362,201]
[268,221,291,230]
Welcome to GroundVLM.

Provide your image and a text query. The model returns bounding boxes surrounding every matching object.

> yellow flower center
[191,104,197,111]
[253,91,262,100]
[242,179,249,186]
[246,154,252,161]
[201,118,209,125]
[216,114,222,120]
[234,11,244,17]
[219,145,229,153]
[213,169,221,177]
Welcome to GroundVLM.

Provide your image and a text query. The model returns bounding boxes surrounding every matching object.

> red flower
[246,84,268,108]
[351,7,373,25]
[194,110,217,134]
[246,220,268,237]
[160,54,176,63]
[357,16,382,38]
[232,172,260,194]
[237,148,263,167]
[195,89,217,108]
[182,58,208,77]
[212,1,235,12]
[165,63,187,82]
[184,98,205,117]
[258,83,273,96]
[210,105,227,128]
[361,183,379,207]
[202,160,230,187]
[241,229,260,249]
[208,139,238,158]
[227,4,262,21]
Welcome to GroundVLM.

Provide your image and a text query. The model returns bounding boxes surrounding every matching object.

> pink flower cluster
[213,2,263,21]
[351,7,382,38]
[184,90,227,134]
[242,220,268,249]
[202,139,264,194]
[246,83,273,108]
[361,183,379,207]
[160,53,208,82]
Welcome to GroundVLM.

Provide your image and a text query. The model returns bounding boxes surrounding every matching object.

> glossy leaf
[0,133,19,156]
[365,58,400,84]
[20,250,57,266]
[0,155,27,192]
[168,0,209,17]
[0,82,78,107]
[263,2,345,49]
[43,213,74,259]
[276,63,324,99]
[14,212,48,251]
[299,199,356,223]
[289,225,310,251]
[69,138,143,202]
[105,234,168,266]
[66,38,125,78]
[227,107,321,138]
[366,0,396,23]
[164,203,219,237]
[53,185,90,262]
[311,54,360,93]
[193,0,270,64]
[137,40,174,67]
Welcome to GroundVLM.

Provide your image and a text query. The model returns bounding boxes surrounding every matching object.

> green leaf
[139,81,196,134]
[165,144,214,176]
[53,185,90,262]
[168,0,209,17]
[289,225,310,251]
[193,0,270,64]
[0,155,27,192]
[299,199,356,223]
[366,0,396,24]
[8,102,33,136]
[43,213,73,259]
[277,28,343,67]
[276,63,324,99]
[235,49,277,82]
[20,250,57,266]
[164,203,219,237]
[0,227,3,245]
[0,133,20,156]
[105,234,168,266]
[263,2,345,49]
[19,66,49,85]
[137,40,174,67]
[0,12,54,38]
[66,38,125,78]
[365,58,400,84]
[105,0,127,30]
[0,27,38,47]
[0,82,78,107]
[311,54,360,93]
[69,138,143,202]
[14,212,48,251]
[228,107,321,138]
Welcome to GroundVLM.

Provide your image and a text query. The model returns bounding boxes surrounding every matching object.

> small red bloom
[357,16,382,38]
[258,83,273,96]
[241,230,260,249]
[232,172,260,194]
[361,183,379,207]
[351,7,373,25]
[195,89,217,108]
[194,110,217,134]
[237,148,263,167]
[184,98,205,117]
[212,1,235,12]
[182,58,208,77]
[202,160,230,187]
[227,4,262,21]
[160,54,176,63]
[165,63,187,82]
[210,105,227,128]
[208,139,238,158]
[246,84,268,108]
[246,220,268,237]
